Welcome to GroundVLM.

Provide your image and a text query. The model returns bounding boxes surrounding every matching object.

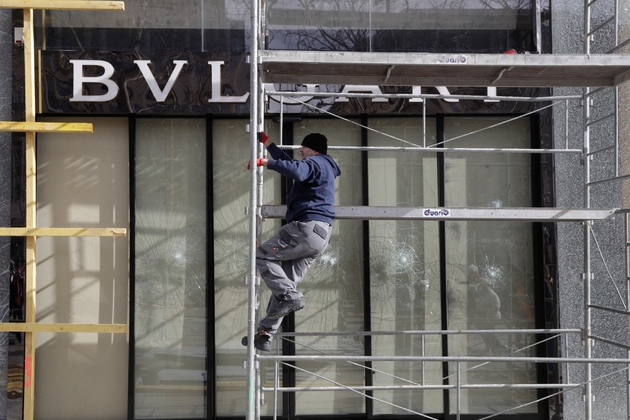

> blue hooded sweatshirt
[266,143,341,225]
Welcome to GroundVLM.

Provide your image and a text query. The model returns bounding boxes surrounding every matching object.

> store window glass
[292,119,365,415]
[42,0,249,51]
[267,0,536,52]
[44,0,248,30]
[131,115,540,418]
[367,117,442,415]
[269,0,531,31]
[42,0,533,31]
[443,117,536,415]
[212,120,283,417]
[39,0,540,52]
[133,118,208,419]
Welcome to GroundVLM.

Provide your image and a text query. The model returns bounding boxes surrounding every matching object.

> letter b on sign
[70,60,119,102]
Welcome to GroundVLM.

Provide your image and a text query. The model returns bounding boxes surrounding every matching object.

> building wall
[621,0,630,205]
[35,117,129,420]
[0,9,12,420]
[4,1,629,418]
[553,0,630,419]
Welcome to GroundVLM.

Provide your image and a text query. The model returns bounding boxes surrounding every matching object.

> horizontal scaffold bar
[0,323,127,333]
[262,383,584,393]
[259,50,630,87]
[0,121,93,133]
[275,328,581,337]
[2,1,124,10]
[261,205,617,222]
[0,227,126,237]
[267,90,583,102]
[277,144,582,154]
[257,354,630,364]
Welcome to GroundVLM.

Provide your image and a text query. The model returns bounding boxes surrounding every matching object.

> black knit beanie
[301,133,328,155]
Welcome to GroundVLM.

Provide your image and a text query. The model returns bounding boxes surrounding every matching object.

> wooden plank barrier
[0,2,127,420]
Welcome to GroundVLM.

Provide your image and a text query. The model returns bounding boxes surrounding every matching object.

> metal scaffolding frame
[245,1,630,419]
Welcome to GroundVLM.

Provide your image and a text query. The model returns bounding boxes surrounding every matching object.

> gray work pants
[256,220,332,334]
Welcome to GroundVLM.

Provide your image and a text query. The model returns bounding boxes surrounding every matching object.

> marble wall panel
[0,9,12,420]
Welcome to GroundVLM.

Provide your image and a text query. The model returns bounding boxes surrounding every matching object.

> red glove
[257,131,269,144]
[246,158,265,170]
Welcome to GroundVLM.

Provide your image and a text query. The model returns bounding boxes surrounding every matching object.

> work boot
[241,329,272,352]
[268,296,305,319]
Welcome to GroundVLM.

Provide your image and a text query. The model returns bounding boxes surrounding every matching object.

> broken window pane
[445,117,536,415]
[134,118,207,419]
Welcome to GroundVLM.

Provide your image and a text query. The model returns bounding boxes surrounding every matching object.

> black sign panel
[40,50,548,116]
[41,51,251,115]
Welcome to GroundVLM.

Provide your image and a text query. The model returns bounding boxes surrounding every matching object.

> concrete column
[619,9,630,420]
[620,0,630,201]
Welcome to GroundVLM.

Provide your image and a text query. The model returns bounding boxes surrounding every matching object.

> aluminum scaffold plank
[259,50,630,88]
[261,205,618,222]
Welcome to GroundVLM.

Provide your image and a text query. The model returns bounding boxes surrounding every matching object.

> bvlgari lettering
[67,59,501,104]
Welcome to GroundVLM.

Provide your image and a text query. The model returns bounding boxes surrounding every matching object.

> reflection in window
[269,0,531,30]
[212,120,283,417]
[42,1,250,51]
[267,0,536,52]
[46,0,533,31]
[444,117,536,415]
[367,118,442,414]
[134,119,207,419]
[46,0,249,29]
[130,115,542,418]
[41,0,539,52]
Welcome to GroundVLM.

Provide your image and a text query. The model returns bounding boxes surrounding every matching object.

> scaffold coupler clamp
[243,359,260,371]
[244,275,261,286]
[244,205,263,218]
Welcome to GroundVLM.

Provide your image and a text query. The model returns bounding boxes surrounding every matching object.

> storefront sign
[40,51,540,115]
[66,59,498,105]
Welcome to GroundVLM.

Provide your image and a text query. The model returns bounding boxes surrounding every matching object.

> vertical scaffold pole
[246,0,261,419]
[582,87,593,420]
[583,1,593,418]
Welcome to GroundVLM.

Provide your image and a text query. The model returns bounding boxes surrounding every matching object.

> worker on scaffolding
[243,132,341,352]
